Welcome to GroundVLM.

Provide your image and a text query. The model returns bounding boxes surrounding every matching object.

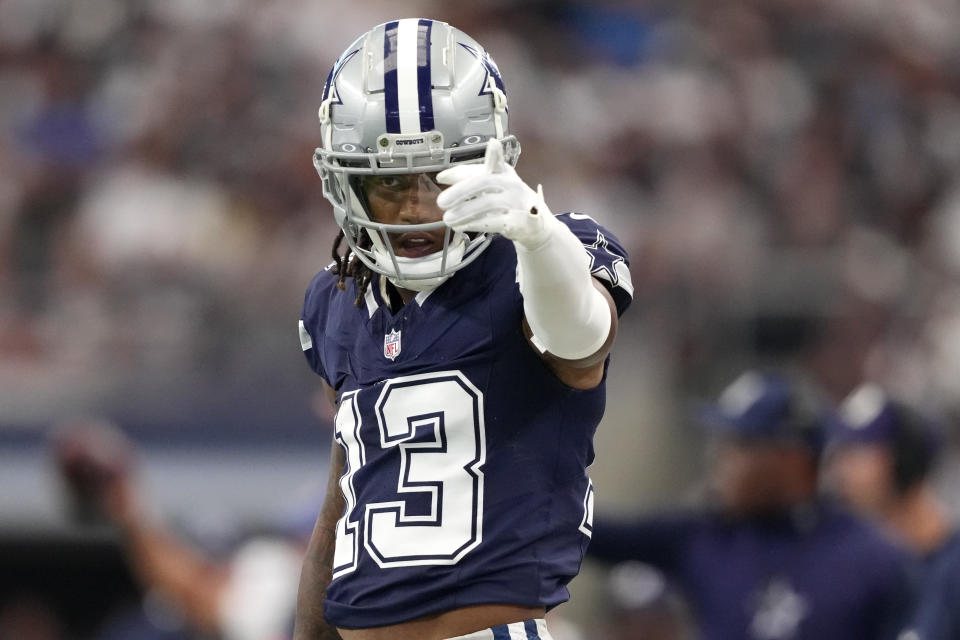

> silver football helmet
[314,18,521,290]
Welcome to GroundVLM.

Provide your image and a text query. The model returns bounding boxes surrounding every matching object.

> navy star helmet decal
[322,48,359,106]
[458,42,507,101]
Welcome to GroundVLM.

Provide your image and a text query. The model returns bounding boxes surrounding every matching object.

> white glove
[436,138,553,250]
[439,139,612,362]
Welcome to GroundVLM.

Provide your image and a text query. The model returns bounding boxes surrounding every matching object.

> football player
[588,371,915,640]
[827,385,960,639]
[294,18,633,640]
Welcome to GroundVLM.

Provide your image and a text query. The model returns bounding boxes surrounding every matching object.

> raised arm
[438,139,620,389]
[293,431,346,640]
[588,513,699,577]
[54,421,229,635]
[521,281,617,389]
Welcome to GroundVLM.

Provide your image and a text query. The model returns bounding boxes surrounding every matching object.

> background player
[588,370,914,639]
[827,385,960,638]
[295,18,633,640]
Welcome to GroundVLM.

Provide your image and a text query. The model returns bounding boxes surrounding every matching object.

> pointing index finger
[484,138,507,174]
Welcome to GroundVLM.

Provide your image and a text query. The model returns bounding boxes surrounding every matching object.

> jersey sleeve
[588,512,700,575]
[870,548,917,640]
[556,212,633,317]
[903,542,960,639]
[299,269,333,386]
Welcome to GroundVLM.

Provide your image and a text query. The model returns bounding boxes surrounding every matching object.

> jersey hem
[324,593,564,630]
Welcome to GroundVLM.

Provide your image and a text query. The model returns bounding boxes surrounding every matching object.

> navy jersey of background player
[590,504,914,640]
[299,213,632,628]
[904,532,960,639]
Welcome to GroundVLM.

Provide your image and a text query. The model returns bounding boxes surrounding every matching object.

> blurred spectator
[53,418,306,640]
[588,370,914,639]
[827,385,960,639]
[1,0,959,438]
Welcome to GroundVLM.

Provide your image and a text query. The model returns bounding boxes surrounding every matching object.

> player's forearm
[294,440,345,640]
[121,519,228,634]
[436,139,615,362]
[517,213,614,361]
[294,516,342,640]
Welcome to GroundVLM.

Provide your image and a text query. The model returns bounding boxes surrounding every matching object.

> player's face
[361,172,449,259]
[826,444,896,517]
[708,439,808,517]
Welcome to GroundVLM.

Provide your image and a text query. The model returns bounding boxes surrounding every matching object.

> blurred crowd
[4,0,960,638]
[4,0,960,425]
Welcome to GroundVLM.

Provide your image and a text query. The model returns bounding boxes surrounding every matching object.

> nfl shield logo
[384,329,402,360]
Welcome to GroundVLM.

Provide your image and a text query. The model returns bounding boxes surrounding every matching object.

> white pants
[446,618,553,640]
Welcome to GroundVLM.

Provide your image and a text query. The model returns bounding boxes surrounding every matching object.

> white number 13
[332,371,486,579]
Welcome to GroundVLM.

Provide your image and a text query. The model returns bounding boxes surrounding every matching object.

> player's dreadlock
[331,228,373,307]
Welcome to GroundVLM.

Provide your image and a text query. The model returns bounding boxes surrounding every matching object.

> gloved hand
[436,138,553,250]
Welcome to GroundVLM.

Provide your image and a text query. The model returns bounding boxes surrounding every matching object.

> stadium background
[2,0,960,636]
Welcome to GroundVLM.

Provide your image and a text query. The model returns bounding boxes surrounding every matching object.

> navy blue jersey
[903,532,960,639]
[590,504,914,640]
[299,214,632,628]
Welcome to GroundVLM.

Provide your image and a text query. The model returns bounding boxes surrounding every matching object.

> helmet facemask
[315,136,519,291]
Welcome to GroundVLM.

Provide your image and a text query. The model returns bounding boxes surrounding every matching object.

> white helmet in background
[313,18,521,290]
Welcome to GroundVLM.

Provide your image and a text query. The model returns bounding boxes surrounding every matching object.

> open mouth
[394,231,445,258]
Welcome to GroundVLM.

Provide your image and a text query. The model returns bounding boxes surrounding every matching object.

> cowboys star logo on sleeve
[384,329,402,360]
[583,228,634,296]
